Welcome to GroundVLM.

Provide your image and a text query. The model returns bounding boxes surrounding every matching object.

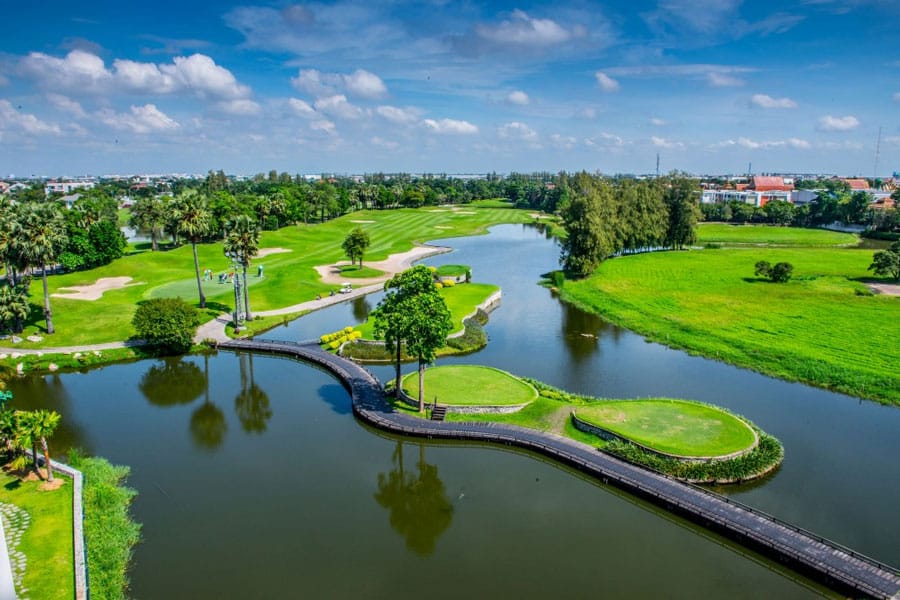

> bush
[753,260,793,283]
[131,298,200,354]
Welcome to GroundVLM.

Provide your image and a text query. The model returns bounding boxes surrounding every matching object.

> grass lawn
[9,207,531,348]
[575,400,756,457]
[697,223,858,247]
[337,265,384,278]
[401,365,538,406]
[559,246,900,404]
[435,264,469,278]
[355,283,499,339]
[0,470,74,600]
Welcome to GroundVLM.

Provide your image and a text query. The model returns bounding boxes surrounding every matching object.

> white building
[45,180,95,195]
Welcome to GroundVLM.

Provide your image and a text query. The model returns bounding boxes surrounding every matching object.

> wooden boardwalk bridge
[221,338,900,599]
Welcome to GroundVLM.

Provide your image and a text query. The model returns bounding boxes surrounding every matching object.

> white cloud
[550,133,577,149]
[46,93,86,118]
[292,68,386,99]
[310,119,336,133]
[0,100,62,135]
[371,136,399,150]
[423,118,479,135]
[21,50,252,101]
[0,74,8,87]
[750,93,797,108]
[498,121,538,142]
[893,92,900,102]
[578,107,597,119]
[714,136,811,150]
[476,10,579,46]
[787,137,811,149]
[507,90,530,105]
[707,72,744,87]
[217,99,261,116]
[594,72,620,92]
[314,94,364,119]
[288,98,316,117]
[818,114,860,131]
[650,117,667,126]
[376,105,420,125]
[97,104,179,133]
[651,136,684,149]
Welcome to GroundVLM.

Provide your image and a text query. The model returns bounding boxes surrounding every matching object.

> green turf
[401,365,538,406]
[559,246,900,404]
[0,471,74,600]
[10,207,531,348]
[698,223,858,247]
[337,265,384,278]
[435,264,469,278]
[575,399,756,457]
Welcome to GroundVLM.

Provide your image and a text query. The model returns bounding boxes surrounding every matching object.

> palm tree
[172,191,211,308]
[15,203,68,334]
[30,410,61,482]
[129,195,168,251]
[0,281,30,334]
[223,215,260,319]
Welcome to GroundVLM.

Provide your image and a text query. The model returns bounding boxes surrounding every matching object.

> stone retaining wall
[396,385,529,414]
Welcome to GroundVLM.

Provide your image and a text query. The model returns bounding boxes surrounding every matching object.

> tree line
[559,173,701,277]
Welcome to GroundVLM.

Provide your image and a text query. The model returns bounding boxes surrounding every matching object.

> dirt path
[313,244,451,285]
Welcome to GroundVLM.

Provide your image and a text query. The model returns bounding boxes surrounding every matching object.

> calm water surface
[10,224,897,598]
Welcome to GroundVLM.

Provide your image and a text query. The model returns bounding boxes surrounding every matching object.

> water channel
[9,224,898,598]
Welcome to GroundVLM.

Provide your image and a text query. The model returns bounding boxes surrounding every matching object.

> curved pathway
[221,337,900,600]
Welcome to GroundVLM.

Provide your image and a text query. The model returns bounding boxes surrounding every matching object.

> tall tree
[29,410,61,482]
[403,292,452,412]
[663,177,700,250]
[129,195,168,251]
[172,191,211,308]
[341,227,371,267]
[15,203,68,334]
[559,173,618,276]
[224,215,260,319]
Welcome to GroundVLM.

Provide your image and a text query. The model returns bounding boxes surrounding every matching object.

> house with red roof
[747,176,794,207]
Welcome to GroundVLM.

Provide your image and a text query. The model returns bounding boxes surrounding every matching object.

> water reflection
[234,353,272,434]
[139,357,205,407]
[352,295,372,322]
[374,440,454,556]
[189,354,227,450]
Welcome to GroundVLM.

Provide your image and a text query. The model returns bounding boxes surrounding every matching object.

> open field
[697,223,858,247]
[401,365,537,406]
[8,207,532,347]
[560,246,899,404]
[0,470,74,600]
[576,399,756,457]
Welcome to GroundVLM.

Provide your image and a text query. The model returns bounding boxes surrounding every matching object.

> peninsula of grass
[698,223,858,247]
[338,265,384,278]
[400,365,537,407]
[7,207,532,349]
[558,245,900,405]
[574,400,756,458]
[435,264,469,278]
[391,373,781,483]
[0,469,74,600]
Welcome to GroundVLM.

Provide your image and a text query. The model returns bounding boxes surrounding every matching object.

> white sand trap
[314,244,451,285]
[53,277,143,301]
[529,212,552,219]
[866,282,900,296]
[427,209,449,213]
[454,211,476,215]
[256,247,292,258]
[349,220,376,223]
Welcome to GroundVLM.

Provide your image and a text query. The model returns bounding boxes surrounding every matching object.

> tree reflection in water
[234,352,272,434]
[374,440,453,556]
[139,357,205,407]
[352,295,372,323]
[190,354,226,451]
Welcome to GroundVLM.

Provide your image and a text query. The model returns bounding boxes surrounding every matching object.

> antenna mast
[656,153,660,178]
[874,126,882,186]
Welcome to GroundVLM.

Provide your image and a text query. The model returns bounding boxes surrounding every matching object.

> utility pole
[656,153,660,178]
[874,126,882,187]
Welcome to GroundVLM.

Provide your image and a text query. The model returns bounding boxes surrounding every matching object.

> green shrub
[68,451,141,600]
[131,298,199,354]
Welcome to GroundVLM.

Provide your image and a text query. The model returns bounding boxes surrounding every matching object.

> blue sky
[0,0,898,177]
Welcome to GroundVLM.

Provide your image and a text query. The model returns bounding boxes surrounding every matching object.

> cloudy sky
[1,0,898,177]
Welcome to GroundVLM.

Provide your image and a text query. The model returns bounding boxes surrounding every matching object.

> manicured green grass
[355,283,499,339]
[469,199,515,208]
[435,264,469,278]
[0,470,74,600]
[559,247,900,404]
[576,400,756,457]
[698,223,858,247]
[337,265,384,278]
[12,207,531,348]
[401,365,538,406]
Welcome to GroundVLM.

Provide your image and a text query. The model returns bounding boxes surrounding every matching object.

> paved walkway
[223,338,900,600]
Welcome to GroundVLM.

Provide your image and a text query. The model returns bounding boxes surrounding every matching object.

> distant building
[0,182,9,195]
[842,178,870,191]
[45,180,95,195]
[58,193,81,209]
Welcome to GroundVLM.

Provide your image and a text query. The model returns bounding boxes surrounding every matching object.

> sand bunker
[53,277,143,301]
[866,282,900,296]
[256,247,292,259]
[314,244,450,285]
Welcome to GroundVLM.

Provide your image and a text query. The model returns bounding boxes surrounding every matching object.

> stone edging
[395,385,530,414]
[570,411,759,463]
[447,289,501,339]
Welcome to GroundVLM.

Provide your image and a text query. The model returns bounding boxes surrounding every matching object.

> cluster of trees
[0,390,61,481]
[869,242,900,281]
[560,173,700,277]
[132,298,201,354]
[754,260,794,283]
[372,266,453,411]
[701,189,900,231]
